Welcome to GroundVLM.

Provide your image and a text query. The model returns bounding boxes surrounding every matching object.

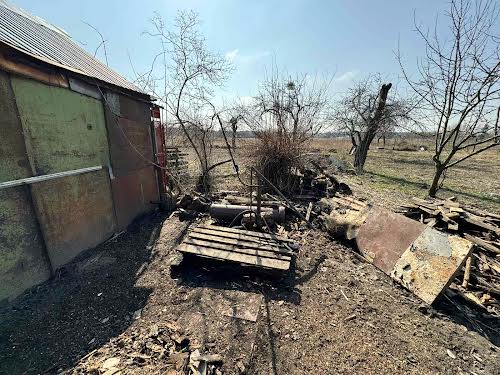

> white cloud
[225,49,239,62]
[225,49,271,65]
[334,70,359,83]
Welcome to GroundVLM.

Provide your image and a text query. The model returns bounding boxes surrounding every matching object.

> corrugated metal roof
[0,1,145,95]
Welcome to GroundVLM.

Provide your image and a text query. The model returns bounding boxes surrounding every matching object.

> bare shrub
[240,66,333,192]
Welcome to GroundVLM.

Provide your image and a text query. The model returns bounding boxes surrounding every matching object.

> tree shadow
[172,251,327,375]
[0,212,166,375]
[366,171,500,204]
[434,290,500,347]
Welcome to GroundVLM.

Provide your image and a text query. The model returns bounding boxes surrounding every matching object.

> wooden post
[256,175,262,227]
[462,255,472,289]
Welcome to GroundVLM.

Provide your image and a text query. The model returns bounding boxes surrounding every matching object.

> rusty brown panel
[118,94,151,123]
[0,48,68,88]
[111,166,159,230]
[356,207,426,274]
[31,169,116,269]
[0,187,51,301]
[104,92,153,177]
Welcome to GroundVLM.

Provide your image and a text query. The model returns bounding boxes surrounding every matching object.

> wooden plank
[177,244,290,270]
[463,215,500,235]
[305,202,313,222]
[444,200,460,208]
[465,207,500,220]
[411,197,440,209]
[191,227,284,247]
[197,225,295,243]
[183,237,292,260]
[187,232,293,255]
[464,234,500,254]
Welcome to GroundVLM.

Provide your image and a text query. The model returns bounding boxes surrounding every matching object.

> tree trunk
[352,83,392,174]
[354,133,375,174]
[429,165,445,197]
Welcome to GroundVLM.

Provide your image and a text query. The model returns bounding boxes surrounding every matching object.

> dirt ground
[1,211,499,374]
[1,137,499,374]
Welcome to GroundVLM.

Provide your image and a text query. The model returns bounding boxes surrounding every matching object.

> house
[0,1,164,301]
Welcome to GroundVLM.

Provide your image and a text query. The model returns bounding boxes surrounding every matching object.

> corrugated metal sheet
[31,168,116,269]
[11,76,110,175]
[111,166,159,229]
[0,1,144,95]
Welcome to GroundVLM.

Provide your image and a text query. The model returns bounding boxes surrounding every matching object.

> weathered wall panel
[104,92,153,177]
[10,76,110,175]
[0,71,32,182]
[111,166,158,229]
[31,169,116,269]
[0,71,51,301]
[0,187,51,302]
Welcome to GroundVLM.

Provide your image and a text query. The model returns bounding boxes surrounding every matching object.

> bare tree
[135,11,233,192]
[399,0,500,197]
[238,66,333,191]
[334,75,414,174]
[228,115,242,149]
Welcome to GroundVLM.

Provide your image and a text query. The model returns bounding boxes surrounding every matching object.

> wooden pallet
[176,225,297,271]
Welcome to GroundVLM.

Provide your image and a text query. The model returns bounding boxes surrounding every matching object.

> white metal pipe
[0,165,104,190]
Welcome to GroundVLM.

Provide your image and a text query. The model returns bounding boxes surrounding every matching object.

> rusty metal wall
[111,166,158,229]
[0,71,51,301]
[30,168,117,269]
[104,92,159,229]
[104,92,153,177]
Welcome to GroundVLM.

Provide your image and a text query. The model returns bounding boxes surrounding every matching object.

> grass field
[308,138,500,213]
[174,136,500,213]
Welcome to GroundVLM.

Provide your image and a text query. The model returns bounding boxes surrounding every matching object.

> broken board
[176,224,296,271]
[356,207,473,304]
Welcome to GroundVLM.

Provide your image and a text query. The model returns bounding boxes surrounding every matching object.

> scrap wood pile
[73,320,222,375]
[399,197,500,315]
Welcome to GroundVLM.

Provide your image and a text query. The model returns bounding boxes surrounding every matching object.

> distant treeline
[165,126,436,140]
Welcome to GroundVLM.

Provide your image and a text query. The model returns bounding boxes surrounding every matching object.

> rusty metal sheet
[391,228,473,304]
[104,92,153,177]
[0,187,51,301]
[111,166,159,229]
[356,207,473,304]
[31,168,116,269]
[356,207,427,273]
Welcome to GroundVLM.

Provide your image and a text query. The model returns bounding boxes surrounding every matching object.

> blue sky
[13,0,453,100]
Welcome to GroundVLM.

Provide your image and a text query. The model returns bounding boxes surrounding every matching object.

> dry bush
[252,130,302,193]
[239,66,333,193]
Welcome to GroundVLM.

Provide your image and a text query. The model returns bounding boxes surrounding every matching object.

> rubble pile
[73,321,222,375]
[399,197,500,315]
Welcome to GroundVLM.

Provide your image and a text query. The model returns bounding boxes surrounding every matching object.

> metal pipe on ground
[209,204,286,223]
